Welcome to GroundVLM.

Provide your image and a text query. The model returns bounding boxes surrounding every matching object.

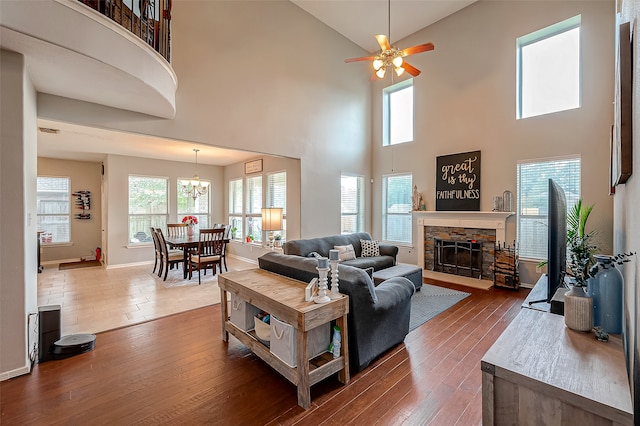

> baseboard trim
[105,260,153,270]
[0,364,31,382]
[227,253,258,265]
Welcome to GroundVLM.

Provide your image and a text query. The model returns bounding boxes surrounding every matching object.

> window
[37,176,70,244]
[228,179,243,240]
[341,174,364,234]
[382,173,412,244]
[245,175,262,243]
[383,79,414,146]
[517,15,581,119]
[267,171,286,240]
[128,176,168,244]
[516,156,581,259]
[177,180,210,228]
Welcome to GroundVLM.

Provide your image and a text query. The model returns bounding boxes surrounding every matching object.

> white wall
[615,0,640,415]
[36,0,372,241]
[1,49,38,379]
[37,158,102,263]
[370,1,615,271]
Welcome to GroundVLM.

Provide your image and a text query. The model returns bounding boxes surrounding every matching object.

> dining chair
[188,228,225,284]
[150,227,163,276]
[156,228,185,281]
[220,225,231,272]
[167,223,188,238]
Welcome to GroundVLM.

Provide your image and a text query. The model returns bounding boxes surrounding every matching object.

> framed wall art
[614,20,633,185]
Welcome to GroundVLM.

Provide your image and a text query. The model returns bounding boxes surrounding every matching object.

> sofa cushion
[360,239,380,257]
[334,244,356,261]
[342,256,394,271]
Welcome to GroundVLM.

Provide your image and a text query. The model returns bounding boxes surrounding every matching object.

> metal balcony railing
[78,0,171,61]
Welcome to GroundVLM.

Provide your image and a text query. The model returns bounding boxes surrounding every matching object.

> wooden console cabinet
[218,269,349,409]
[481,308,633,425]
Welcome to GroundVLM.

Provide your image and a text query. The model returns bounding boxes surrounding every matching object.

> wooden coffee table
[218,268,350,409]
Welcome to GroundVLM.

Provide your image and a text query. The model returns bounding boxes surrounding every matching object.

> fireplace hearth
[434,238,483,279]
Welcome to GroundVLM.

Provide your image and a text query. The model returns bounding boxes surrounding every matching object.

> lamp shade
[261,208,283,231]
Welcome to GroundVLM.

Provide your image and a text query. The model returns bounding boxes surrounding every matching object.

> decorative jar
[564,285,593,332]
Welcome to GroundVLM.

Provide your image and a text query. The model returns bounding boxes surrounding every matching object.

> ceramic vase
[587,255,623,334]
[187,226,194,237]
[564,285,593,332]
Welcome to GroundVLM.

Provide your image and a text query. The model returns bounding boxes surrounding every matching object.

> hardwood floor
[2,278,528,425]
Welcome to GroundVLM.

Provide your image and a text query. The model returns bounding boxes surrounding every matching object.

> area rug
[409,284,471,332]
[58,260,103,270]
[150,267,221,288]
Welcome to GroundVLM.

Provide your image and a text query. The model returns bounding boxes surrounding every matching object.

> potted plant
[564,199,598,332]
[273,234,283,248]
[230,227,237,239]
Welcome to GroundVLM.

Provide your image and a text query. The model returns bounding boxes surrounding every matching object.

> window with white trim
[517,15,581,119]
[341,174,364,234]
[516,156,581,259]
[37,176,71,244]
[177,180,210,228]
[245,175,262,243]
[228,178,243,241]
[382,173,412,244]
[128,175,168,244]
[383,79,414,146]
[266,171,286,241]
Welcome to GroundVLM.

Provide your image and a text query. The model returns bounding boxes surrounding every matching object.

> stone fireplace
[413,211,513,283]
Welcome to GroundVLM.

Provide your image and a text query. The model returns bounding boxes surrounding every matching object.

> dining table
[165,233,229,279]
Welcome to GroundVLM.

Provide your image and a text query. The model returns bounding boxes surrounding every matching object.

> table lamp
[261,208,283,249]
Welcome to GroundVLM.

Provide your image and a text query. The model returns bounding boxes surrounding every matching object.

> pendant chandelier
[182,149,209,200]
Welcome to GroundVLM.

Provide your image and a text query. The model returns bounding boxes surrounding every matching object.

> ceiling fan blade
[375,34,391,51]
[400,43,435,57]
[402,61,421,77]
[345,55,377,63]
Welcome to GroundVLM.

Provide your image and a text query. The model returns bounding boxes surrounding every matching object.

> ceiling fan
[344,0,435,80]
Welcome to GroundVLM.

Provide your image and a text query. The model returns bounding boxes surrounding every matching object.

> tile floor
[37,257,255,335]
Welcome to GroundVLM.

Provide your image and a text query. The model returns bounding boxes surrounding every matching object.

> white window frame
[128,175,169,245]
[383,79,414,146]
[382,173,413,244]
[341,173,365,234]
[266,171,287,241]
[245,175,263,243]
[516,156,581,260]
[37,176,71,245]
[228,178,243,241]
[177,179,211,228]
[516,15,582,119]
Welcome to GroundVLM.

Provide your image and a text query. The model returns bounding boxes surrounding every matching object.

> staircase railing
[78,0,171,62]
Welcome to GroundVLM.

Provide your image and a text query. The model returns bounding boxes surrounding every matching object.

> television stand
[523,274,568,315]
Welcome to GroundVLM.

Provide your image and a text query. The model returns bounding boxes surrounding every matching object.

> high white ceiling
[291,0,476,53]
[21,0,477,165]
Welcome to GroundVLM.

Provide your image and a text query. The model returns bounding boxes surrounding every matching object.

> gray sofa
[258,235,415,372]
[283,232,397,271]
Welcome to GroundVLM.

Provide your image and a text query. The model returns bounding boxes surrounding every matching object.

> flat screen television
[529,178,567,305]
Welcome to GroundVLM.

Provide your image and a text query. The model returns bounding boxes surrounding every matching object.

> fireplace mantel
[413,211,513,238]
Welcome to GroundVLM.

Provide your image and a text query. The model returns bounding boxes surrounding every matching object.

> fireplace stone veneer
[427,227,495,279]
[413,211,513,282]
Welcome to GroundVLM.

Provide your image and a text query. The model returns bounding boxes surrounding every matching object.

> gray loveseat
[258,233,415,372]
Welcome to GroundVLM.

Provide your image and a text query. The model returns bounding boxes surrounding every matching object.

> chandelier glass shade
[182,149,210,200]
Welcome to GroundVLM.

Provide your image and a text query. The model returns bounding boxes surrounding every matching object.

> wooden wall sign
[244,159,263,174]
[436,150,481,211]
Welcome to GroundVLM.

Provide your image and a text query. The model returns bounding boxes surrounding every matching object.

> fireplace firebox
[434,238,483,279]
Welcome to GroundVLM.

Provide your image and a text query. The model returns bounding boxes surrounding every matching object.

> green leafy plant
[566,199,598,287]
[274,234,282,241]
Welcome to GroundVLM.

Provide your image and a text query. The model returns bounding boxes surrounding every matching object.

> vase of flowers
[182,215,198,237]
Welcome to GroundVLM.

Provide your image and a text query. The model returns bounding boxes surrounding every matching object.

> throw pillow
[360,239,380,257]
[334,244,356,261]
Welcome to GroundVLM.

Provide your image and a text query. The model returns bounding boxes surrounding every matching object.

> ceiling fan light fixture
[394,66,405,76]
[392,55,403,67]
[376,67,386,79]
[373,58,384,71]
